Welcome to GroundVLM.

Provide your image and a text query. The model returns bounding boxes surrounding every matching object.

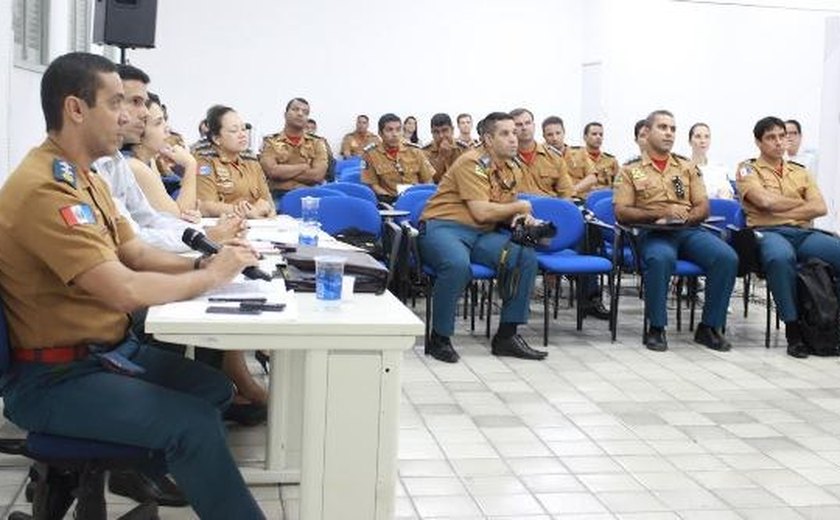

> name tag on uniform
[59,204,96,227]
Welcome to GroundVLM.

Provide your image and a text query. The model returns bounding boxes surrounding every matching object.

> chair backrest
[402,189,435,226]
[338,169,363,184]
[529,197,585,252]
[591,197,617,243]
[400,183,437,197]
[280,187,347,218]
[517,193,544,202]
[708,198,742,231]
[318,196,382,237]
[585,189,613,211]
[327,182,378,205]
[395,189,436,225]
[334,156,363,176]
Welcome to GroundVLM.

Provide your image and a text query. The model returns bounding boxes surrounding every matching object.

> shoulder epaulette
[789,160,805,168]
[362,142,377,153]
[672,153,689,162]
[512,156,524,168]
[196,147,219,158]
[603,152,615,158]
[240,150,259,161]
[569,145,582,150]
[455,140,470,149]
[623,156,641,166]
[264,132,282,142]
[422,143,433,150]
[405,142,422,149]
[546,144,564,156]
[306,132,324,140]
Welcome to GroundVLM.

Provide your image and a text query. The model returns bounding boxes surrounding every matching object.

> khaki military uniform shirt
[260,131,328,192]
[613,152,707,214]
[423,139,470,183]
[196,146,275,211]
[0,139,135,351]
[736,157,819,228]
[421,147,522,231]
[566,147,618,196]
[340,132,380,157]
[517,144,574,198]
[361,142,436,197]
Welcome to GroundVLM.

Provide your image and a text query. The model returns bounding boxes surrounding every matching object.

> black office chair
[0,298,160,520]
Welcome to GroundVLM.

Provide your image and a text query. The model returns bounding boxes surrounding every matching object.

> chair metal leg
[470,283,477,333]
[676,278,683,332]
[462,287,468,320]
[609,272,618,342]
[424,279,432,349]
[575,275,584,331]
[486,280,493,339]
[765,283,771,349]
[689,278,697,332]
[543,272,550,346]
[743,273,751,318]
[554,276,561,319]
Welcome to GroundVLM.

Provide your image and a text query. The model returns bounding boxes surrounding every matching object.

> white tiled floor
[3,278,840,519]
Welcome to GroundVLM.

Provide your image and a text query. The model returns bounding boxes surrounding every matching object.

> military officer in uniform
[511,108,573,198]
[423,113,470,183]
[542,116,568,156]
[736,116,840,358]
[361,113,436,203]
[0,52,265,519]
[567,122,620,197]
[196,105,275,219]
[418,112,547,363]
[340,114,380,158]
[456,113,481,147]
[614,110,738,352]
[259,97,328,201]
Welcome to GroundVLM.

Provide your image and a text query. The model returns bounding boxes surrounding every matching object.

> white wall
[588,0,830,170]
[129,0,586,152]
[817,16,840,232]
[0,0,12,177]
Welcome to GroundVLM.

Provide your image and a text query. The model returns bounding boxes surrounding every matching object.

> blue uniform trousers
[418,219,537,337]
[758,226,840,322]
[0,336,264,520]
[641,228,738,329]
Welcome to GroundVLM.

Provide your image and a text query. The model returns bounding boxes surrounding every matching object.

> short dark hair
[357,114,369,123]
[285,97,309,113]
[542,116,564,132]
[206,105,236,140]
[307,118,317,126]
[583,122,603,136]
[116,63,150,84]
[456,113,471,124]
[430,113,452,129]
[509,108,534,120]
[378,113,401,133]
[688,122,709,141]
[480,112,514,137]
[754,116,786,140]
[146,91,161,109]
[785,119,802,134]
[41,52,117,132]
[644,110,674,129]
[634,119,646,140]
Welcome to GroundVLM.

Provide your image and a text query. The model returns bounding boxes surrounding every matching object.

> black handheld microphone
[182,228,272,281]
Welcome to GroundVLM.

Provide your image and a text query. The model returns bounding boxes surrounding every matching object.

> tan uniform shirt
[259,131,328,192]
[196,146,275,211]
[736,157,819,228]
[613,152,707,214]
[517,143,574,198]
[0,139,135,350]
[423,140,470,183]
[421,147,522,231]
[361,142,436,197]
[340,132,380,157]
[566,147,618,195]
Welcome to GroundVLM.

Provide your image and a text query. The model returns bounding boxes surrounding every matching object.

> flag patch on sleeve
[59,204,96,227]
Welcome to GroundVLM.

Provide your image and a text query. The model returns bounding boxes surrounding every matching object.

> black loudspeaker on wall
[93,0,158,49]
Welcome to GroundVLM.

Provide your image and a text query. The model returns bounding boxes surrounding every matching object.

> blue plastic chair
[400,183,437,197]
[0,297,159,519]
[400,191,497,342]
[394,190,436,225]
[530,198,616,344]
[334,156,363,178]
[339,168,363,184]
[327,182,378,206]
[584,188,613,212]
[280,187,347,218]
[318,197,381,236]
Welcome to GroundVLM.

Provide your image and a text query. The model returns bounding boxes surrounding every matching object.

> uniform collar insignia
[53,158,77,188]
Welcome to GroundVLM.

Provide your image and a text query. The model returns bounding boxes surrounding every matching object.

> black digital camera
[510,218,557,247]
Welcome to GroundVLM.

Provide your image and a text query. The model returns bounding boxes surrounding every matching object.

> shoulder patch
[59,203,96,227]
[736,162,754,180]
[198,164,213,176]
[362,142,377,153]
[478,155,492,170]
[52,159,77,188]
[603,152,615,158]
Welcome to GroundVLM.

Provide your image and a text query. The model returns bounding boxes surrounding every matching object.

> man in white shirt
[785,119,818,173]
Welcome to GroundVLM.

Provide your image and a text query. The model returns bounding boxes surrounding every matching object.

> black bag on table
[280,245,389,295]
[796,258,840,356]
